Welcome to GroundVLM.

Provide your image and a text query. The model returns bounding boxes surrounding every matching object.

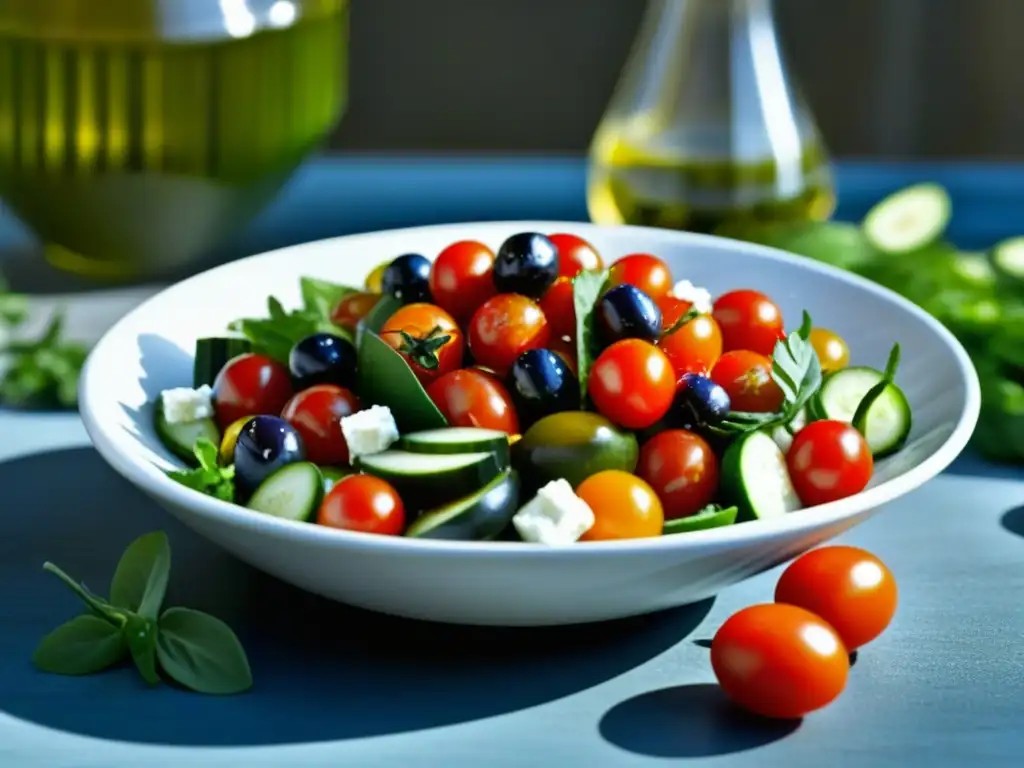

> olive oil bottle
[0,0,348,278]
[587,0,835,235]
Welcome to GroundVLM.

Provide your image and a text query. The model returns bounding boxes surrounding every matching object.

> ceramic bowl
[79,222,980,626]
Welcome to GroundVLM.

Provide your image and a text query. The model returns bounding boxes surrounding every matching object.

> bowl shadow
[117,333,195,448]
[1000,505,1024,539]
[599,683,800,758]
[0,447,713,747]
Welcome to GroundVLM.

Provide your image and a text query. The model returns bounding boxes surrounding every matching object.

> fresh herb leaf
[357,294,403,342]
[380,325,451,370]
[227,295,350,365]
[300,277,359,318]
[572,269,609,406]
[661,504,739,535]
[660,306,701,339]
[166,438,237,502]
[109,531,171,620]
[355,330,447,432]
[42,562,126,627]
[32,615,127,676]
[851,343,902,435]
[156,607,253,695]
[125,613,161,685]
[0,292,28,327]
[0,310,88,408]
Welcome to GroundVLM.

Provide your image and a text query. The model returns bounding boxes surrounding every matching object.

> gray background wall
[329,0,1024,158]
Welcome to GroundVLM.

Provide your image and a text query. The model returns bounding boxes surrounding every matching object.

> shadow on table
[1000,505,1024,539]
[599,683,800,758]
[0,447,713,747]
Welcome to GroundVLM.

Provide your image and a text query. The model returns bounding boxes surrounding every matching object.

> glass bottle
[587,0,834,235]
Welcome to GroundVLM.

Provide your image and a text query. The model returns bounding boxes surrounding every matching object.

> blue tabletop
[1,156,1023,768]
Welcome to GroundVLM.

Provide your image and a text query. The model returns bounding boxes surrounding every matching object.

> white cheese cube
[340,405,399,463]
[512,478,595,545]
[670,280,713,314]
[160,385,215,424]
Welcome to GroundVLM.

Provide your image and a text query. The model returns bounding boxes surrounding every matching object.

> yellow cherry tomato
[809,327,850,373]
[365,261,389,293]
[219,415,254,465]
[577,470,664,541]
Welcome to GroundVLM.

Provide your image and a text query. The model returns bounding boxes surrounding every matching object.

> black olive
[382,253,432,304]
[234,415,306,500]
[675,373,731,428]
[288,333,357,390]
[509,348,580,426]
[493,232,559,298]
[594,284,662,345]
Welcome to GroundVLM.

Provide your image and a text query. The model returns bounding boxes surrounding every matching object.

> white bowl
[80,221,980,626]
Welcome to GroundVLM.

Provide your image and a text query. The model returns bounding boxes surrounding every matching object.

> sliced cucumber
[720,431,801,521]
[153,394,221,466]
[769,406,810,454]
[246,462,323,522]
[398,427,510,463]
[992,237,1024,287]
[862,183,951,254]
[813,367,912,457]
[193,337,253,388]
[355,449,504,510]
[406,470,520,540]
[662,505,739,535]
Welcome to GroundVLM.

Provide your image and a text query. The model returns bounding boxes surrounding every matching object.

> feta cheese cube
[512,478,595,545]
[340,405,399,462]
[670,280,713,314]
[160,385,215,424]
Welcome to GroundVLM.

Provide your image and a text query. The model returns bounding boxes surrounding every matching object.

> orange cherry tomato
[426,369,520,434]
[467,293,551,376]
[330,292,382,333]
[809,327,851,373]
[775,546,898,651]
[712,289,785,356]
[539,276,577,341]
[636,429,719,519]
[577,470,663,541]
[787,420,874,507]
[318,475,406,535]
[588,339,675,430]
[549,232,603,279]
[428,240,498,322]
[608,253,673,299]
[711,603,849,720]
[379,303,465,387]
[656,296,724,380]
[710,350,784,412]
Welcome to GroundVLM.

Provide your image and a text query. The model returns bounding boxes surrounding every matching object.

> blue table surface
[1,156,1023,768]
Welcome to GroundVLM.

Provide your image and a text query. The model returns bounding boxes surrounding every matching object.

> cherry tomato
[467,293,551,376]
[379,303,465,386]
[330,292,382,333]
[787,420,873,507]
[212,353,294,432]
[656,296,723,379]
[711,603,849,720]
[577,470,663,541]
[426,369,520,434]
[589,339,675,429]
[280,384,360,465]
[318,475,405,535]
[547,335,579,377]
[775,546,898,651]
[428,240,498,322]
[549,232,603,278]
[809,328,850,373]
[539,277,577,341]
[607,253,673,299]
[636,430,719,519]
[712,289,785,356]
[710,350,784,412]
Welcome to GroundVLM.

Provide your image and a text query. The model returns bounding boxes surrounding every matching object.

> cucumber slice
[355,449,504,510]
[246,462,323,522]
[153,394,221,466]
[662,505,739,535]
[992,237,1024,287]
[193,337,253,387]
[406,470,521,540]
[721,431,801,521]
[813,367,912,457]
[398,427,510,463]
[862,183,951,254]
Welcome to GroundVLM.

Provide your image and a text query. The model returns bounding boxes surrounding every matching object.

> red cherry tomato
[588,339,675,430]
[212,353,294,431]
[608,253,673,299]
[656,296,724,380]
[775,546,898,651]
[636,430,719,519]
[547,335,579,377]
[549,232,603,278]
[467,293,551,376]
[379,303,465,386]
[710,349,784,412]
[428,240,498,322]
[712,289,785,356]
[787,420,874,507]
[539,277,577,341]
[317,475,405,535]
[330,292,382,333]
[426,369,520,434]
[280,384,360,465]
[711,603,849,720]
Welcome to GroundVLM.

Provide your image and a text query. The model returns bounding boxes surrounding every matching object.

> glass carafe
[587,0,834,235]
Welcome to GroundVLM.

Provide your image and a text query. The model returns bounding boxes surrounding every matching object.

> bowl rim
[79,220,982,559]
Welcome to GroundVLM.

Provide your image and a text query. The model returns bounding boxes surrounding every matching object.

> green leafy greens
[572,269,609,407]
[34,531,252,695]
[166,438,236,502]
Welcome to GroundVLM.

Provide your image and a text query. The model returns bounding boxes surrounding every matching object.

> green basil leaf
[662,505,738,535]
[300,277,360,317]
[125,613,161,685]
[770,311,822,418]
[0,292,28,327]
[156,607,253,695]
[193,438,220,472]
[109,531,171,620]
[356,330,447,432]
[572,269,609,406]
[357,294,402,344]
[32,614,127,675]
[42,562,124,625]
